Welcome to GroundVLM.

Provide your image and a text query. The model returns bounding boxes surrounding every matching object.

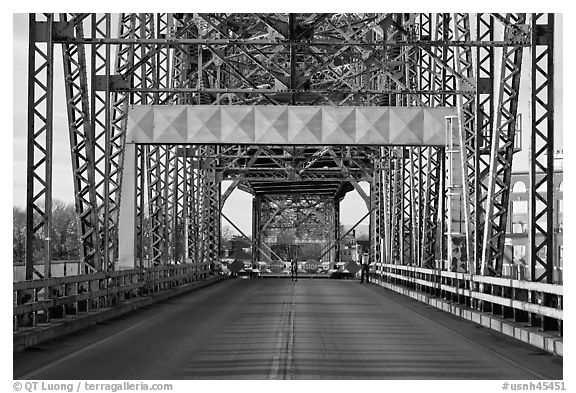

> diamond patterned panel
[254,106,288,144]
[422,109,448,145]
[186,106,220,143]
[288,107,323,144]
[221,107,255,143]
[356,108,389,144]
[126,105,456,146]
[389,108,421,144]
[154,106,187,143]
[126,105,154,143]
[322,107,355,144]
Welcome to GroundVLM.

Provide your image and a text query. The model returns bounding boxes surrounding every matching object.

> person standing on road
[291,258,298,282]
[360,252,370,284]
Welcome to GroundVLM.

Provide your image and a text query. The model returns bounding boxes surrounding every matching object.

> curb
[373,279,563,357]
[13,276,225,352]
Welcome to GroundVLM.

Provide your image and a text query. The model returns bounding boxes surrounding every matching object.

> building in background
[504,151,563,283]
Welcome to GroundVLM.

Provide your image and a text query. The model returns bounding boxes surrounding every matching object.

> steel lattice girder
[529,14,555,289]
[389,149,403,264]
[421,147,444,267]
[452,13,476,271]
[60,13,102,274]
[475,13,495,273]
[24,13,549,282]
[90,14,113,271]
[199,145,221,264]
[26,13,54,280]
[481,13,527,275]
[189,145,377,183]
[370,151,384,268]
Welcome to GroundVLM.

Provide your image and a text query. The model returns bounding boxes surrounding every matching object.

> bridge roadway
[14,279,562,380]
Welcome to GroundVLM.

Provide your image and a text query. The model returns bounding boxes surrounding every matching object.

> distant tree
[221,225,235,242]
[50,200,80,260]
[13,200,81,265]
[13,207,26,264]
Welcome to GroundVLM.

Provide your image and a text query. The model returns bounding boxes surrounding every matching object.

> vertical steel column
[170,13,195,105]
[252,196,262,264]
[199,145,221,265]
[155,13,172,104]
[370,165,382,268]
[90,13,112,271]
[417,13,433,106]
[529,13,556,331]
[333,197,341,263]
[401,148,412,265]
[26,13,54,279]
[529,13,555,284]
[163,145,176,263]
[109,14,138,268]
[170,15,196,264]
[174,146,186,264]
[475,13,495,274]
[128,14,150,268]
[452,13,476,271]
[421,147,443,268]
[431,13,447,107]
[437,13,457,107]
[438,148,446,267]
[403,14,419,107]
[180,147,189,263]
[187,148,199,263]
[481,14,527,275]
[391,152,403,264]
[146,145,165,264]
[60,14,102,274]
[417,146,429,266]
[135,144,146,267]
[408,148,420,266]
[107,14,137,269]
[381,148,391,266]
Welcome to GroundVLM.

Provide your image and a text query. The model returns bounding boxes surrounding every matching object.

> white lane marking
[287,301,295,379]
[268,282,296,380]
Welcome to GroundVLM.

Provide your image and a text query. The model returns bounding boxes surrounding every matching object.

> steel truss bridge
[15,13,561,358]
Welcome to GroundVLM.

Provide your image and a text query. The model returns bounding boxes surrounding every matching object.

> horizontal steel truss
[179,145,377,182]
[23,14,555,291]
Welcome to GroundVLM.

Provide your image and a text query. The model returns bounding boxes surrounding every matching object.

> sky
[10,13,564,236]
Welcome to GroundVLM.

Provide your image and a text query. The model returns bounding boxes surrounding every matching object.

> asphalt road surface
[14,278,562,380]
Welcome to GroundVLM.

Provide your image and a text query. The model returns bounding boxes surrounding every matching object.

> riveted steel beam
[26,13,54,280]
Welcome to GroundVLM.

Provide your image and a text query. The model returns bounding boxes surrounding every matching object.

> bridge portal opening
[119,105,462,274]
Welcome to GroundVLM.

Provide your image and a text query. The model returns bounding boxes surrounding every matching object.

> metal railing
[13,262,211,332]
[376,263,563,335]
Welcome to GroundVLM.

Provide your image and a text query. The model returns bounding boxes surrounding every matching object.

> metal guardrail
[376,263,563,335]
[13,262,211,332]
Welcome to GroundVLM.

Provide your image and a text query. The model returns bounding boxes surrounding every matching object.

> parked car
[329,269,354,279]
